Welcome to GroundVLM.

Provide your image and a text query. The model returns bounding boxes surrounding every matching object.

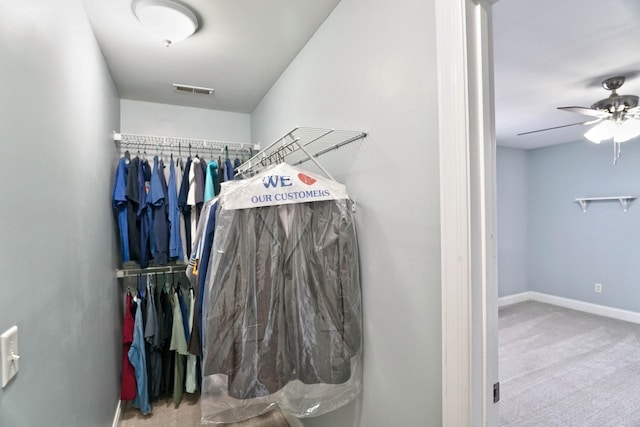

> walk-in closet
[113,127,366,425]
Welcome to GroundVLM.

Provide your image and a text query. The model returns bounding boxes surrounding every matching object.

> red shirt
[120,294,137,400]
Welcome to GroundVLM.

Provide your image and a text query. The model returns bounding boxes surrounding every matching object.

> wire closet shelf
[115,264,188,279]
[113,132,255,159]
[236,127,367,179]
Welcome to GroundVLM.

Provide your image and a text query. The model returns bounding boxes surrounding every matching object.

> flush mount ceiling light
[133,0,199,47]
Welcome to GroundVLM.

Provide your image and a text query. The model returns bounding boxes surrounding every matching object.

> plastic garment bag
[200,163,362,424]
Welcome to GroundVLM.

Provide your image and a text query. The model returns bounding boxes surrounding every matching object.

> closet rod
[116,264,187,278]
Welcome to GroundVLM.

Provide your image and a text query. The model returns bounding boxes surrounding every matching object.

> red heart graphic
[298,173,317,186]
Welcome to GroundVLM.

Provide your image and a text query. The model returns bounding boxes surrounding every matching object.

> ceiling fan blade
[517,120,597,136]
[557,106,611,118]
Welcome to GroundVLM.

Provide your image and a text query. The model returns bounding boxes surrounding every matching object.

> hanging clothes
[128,297,152,414]
[167,158,183,261]
[112,156,130,263]
[223,157,234,181]
[149,156,169,265]
[170,289,188,405]
[204,202,361,398]
[175,157,189,263]
[185,287,198,394]
[201,164,363,420]
[125,158,141,263]
[178,157,193,258]
[177,287,190,344]
[217,155,224,192]
[144,277,163,399]
[120,294,136,401]
[137,158,152,269]
[186,198,218,357]
[204,160,218,202]
[159,286,174,397]
[186,157,199,255]
[232,157,241,180]
[115,142,251,270]
[194,156,205,208]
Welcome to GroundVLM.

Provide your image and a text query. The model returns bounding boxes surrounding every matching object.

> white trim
[499,292,640,324]
[436,0,472,424]
[498,291,534,307]
[531,292,640,324]
[437,0,498,425]
[112,400,122,427]
[467,3,499,426]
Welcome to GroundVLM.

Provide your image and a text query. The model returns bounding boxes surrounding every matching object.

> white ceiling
[81,0,640,149]
[81,0,341,113]
[493,0,640,149]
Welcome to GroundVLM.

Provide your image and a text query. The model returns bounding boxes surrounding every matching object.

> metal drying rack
[235,127,367,181]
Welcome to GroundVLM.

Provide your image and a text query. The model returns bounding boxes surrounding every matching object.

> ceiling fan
[518,76,640,163]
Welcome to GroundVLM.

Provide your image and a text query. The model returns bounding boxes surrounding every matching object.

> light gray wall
[121,99,251,142]
[251,0,441,425]
[497,146,529,297]
[0,1,121,426]
[528,141,640,311]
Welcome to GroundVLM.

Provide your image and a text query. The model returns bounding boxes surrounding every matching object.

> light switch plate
[1,325,19,388]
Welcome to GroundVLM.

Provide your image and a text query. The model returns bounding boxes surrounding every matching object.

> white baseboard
[498,291,534,307]
[499,291,640,324]
[112,400,122,427]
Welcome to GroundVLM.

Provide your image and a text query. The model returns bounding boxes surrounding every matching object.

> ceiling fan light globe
[614,118,640,143]
[584,135,602,144]
[584,120,616,143]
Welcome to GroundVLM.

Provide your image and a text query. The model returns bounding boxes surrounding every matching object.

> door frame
[435,0,498,425]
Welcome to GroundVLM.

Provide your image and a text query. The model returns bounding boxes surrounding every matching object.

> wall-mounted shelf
[113,132,257,159]
[574,196,636,213]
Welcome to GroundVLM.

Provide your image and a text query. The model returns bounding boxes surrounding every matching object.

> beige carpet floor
[119,393,296,427]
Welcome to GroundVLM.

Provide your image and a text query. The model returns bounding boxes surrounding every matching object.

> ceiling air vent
[172,84,214,96]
